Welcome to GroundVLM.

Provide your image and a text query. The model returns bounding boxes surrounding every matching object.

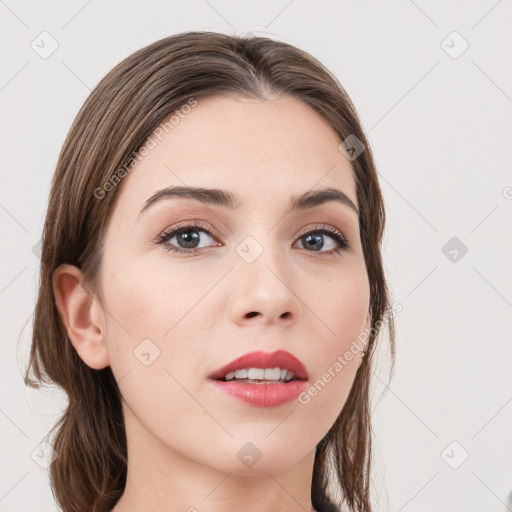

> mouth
[207,350,309,407]
[208,349,309,383]
[214,368,303,384]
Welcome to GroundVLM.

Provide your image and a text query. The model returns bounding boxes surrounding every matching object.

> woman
[25,31,396,512]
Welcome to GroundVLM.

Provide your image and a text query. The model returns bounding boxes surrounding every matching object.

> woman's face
[93,94,370,476]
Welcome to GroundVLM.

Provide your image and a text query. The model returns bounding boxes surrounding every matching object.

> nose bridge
[232,200,288,263]
[229,230,299,323]
[235,227,287,281]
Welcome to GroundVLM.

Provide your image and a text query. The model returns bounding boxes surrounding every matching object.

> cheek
[307,263,370,349]
[100,265,211,432]
[298,266,369,409]
[104,258,199,335]
[331,277,369,344]
[101,261,216,387]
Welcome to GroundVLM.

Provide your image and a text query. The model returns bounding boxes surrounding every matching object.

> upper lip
[208,349,309,381]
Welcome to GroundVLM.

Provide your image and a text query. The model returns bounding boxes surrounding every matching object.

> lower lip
[209,379,308,407]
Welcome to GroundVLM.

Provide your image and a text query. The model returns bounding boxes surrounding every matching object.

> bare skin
[53,94,371,512]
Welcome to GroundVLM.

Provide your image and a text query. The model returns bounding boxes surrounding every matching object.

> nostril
[246,312,259,318]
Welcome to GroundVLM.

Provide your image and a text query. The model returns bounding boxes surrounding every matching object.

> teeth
[224,367,296,382]
[264,368,281,380]
[248,368,265,379]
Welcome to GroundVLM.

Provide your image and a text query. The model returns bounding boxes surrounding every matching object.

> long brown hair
[24,31,395,512]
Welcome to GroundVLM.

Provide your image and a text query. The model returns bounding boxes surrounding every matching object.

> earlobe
[52,264,110,370]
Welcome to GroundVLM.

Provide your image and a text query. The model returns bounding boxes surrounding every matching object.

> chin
[206,439,311,477]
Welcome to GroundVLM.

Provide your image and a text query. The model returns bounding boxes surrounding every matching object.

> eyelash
[154,221,349,257]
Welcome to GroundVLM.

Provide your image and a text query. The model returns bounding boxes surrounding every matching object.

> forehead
[113,94,357,216]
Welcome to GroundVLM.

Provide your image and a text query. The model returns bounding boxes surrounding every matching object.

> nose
[228,244,300,327]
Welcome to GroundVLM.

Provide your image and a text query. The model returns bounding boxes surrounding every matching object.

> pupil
[303,233,324,251]
[178,230,200,248]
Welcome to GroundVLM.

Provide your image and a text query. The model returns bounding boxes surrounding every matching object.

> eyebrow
[139,185,359,217]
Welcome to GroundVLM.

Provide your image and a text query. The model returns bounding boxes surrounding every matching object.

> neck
[111,401,319,512]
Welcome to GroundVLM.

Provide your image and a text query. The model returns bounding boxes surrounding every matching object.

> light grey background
[1,1,511,511]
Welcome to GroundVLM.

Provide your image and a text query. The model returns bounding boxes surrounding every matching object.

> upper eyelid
[157,221,221,242]
[157,221,348,245]
[295,223,347,241]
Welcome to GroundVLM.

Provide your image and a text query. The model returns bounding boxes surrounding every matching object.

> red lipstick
[208,349,309,408]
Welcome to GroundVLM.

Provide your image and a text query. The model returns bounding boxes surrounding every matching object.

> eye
[294,224,349,256]
[154,221,349,256]
[155,221,220,254]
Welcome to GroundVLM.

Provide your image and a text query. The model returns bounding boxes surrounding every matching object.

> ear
[52,264,110,370]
